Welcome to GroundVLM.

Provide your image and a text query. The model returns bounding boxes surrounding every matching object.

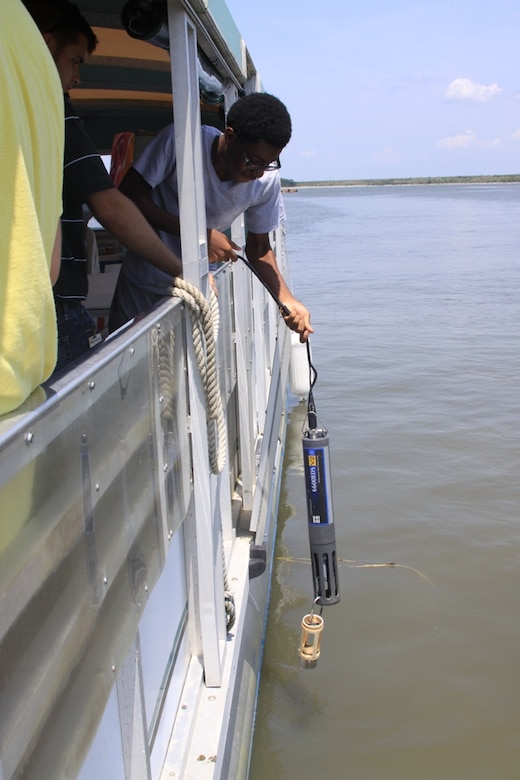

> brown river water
[249,184,520,780]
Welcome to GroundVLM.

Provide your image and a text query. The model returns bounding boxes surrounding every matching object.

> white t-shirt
[122,124,285,294]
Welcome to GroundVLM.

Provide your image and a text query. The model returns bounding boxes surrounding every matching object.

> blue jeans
[54,300,97,372]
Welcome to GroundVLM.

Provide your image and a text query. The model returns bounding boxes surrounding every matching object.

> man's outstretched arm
[87,187,182,278]
[245,231,313,343]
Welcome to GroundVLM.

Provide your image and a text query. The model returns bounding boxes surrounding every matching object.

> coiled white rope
[169,277,226,474]
[169,277,235,629]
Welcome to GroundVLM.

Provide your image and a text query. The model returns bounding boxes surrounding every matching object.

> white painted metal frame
[168,0,226,686]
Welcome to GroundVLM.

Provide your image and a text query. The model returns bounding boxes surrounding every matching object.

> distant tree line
[289,174,520,188]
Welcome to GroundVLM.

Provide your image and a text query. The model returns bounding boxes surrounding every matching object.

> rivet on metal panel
[103,576,108,585]
[88,381,96,391]
[159,395,164,404]
[129,347,135,356]
[111,664,116,672]
[24,432,34,445]
[163,463,168,472]
[95,483,100,491]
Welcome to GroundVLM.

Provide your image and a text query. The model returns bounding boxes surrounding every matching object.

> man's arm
[245,231,313,343]
[87,187,182,278]
[121,168,240,264]
[119,168,181,236]
[50,222,61,285]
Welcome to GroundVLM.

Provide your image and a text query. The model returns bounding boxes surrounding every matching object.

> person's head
[23,0,98,91]
[224,93,292,182]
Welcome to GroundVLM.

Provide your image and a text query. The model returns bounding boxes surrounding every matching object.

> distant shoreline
[282,174,520,190]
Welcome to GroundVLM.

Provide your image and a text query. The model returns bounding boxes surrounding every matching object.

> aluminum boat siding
[0,2,292,777]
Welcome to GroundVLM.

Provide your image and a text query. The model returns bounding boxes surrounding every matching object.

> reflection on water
[250,185,520,780]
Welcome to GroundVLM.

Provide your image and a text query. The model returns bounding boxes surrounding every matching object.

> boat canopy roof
[71,0,259,151]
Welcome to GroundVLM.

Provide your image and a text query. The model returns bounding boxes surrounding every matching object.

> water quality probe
[238,253,340,604]
[298,344,340,668]
[238,253,340,667]
[302,341,340,607]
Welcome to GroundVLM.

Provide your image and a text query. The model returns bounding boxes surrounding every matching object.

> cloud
[372,146,401,164]
[437,130,501,150]
[509,129,520,142]
[445,77,502,102]
[437,130,477,149]
[299,149,316,158]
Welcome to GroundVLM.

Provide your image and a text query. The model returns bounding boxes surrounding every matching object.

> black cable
[306,339,318,429]
[306,339,317,392]
[238,252,319,425]
[237,254,291,317]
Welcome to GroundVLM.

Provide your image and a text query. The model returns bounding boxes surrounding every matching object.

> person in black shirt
[24,0,183,371]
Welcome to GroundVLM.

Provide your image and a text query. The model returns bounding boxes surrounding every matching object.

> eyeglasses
[238,138,281,172]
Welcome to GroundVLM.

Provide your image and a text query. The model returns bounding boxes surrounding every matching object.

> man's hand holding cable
[281,297,313,343]
[207,229,241,263]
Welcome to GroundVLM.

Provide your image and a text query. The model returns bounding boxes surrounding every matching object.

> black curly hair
[227,93,292,149]
[23,0,98,54]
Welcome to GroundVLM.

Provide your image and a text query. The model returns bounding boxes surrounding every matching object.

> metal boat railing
[0,234,290,779]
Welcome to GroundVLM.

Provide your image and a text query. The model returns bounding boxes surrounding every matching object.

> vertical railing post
[232,255,256,510]
[167,0,224,686]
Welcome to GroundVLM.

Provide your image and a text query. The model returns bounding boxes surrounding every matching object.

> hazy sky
[224,0,520,182]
